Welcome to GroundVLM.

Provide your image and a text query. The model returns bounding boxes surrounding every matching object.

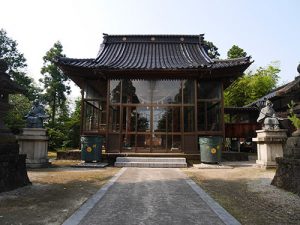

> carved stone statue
[25,100,49,128]
[257,99,280,130]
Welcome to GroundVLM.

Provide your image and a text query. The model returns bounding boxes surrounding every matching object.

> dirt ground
[0,160,119,225]
[183,163,300,225]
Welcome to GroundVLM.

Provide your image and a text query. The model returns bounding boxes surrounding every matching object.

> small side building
[56,34,252,156]
[247,73,300,136]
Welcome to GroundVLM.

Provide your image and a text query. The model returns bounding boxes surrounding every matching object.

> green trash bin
[199,136,223,163]
[81,135,103,162]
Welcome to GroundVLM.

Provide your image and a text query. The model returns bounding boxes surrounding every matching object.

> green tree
[40,41,70,125]
[4,94,31,134]
[65,99,81,148]
[203,40,220,59]
[0,29,40,100]
[227,45,247,59]
[224,63,280,107]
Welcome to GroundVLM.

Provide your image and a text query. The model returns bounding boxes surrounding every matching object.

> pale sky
[1,0,299,100]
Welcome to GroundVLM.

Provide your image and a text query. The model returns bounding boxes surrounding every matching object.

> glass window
[110,80,121,103]
[184,106,195,132]
[166,107,181,132]
[183,80,195,103]
[122,106,137,133]
[197,81,222,99]
[99,102,106,131]
[207,101,222,131]
[167,135,181,150]
[84,80,107,99]
[197,101,222,131]
[136,134,151,150]
[83,100,105,132]
[197,102,206,131]
[122,134,135,150]
[152,133,166,150]
[154,107,167,132]
[109,106,120,132]
[136,107,150,132]
[122,80,140,103]
[131,80,181,104]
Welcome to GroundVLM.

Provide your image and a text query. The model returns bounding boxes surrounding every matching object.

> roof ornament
[296,63,300,79]
[199,34,204,43]
[102,33,108,44]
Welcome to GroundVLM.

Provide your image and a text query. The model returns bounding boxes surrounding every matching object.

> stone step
[115,157,186,163]
[114,157,187,168]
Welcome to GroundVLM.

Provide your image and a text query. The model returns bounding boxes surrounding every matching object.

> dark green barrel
[199,136,223,163]
[81,135,103,162]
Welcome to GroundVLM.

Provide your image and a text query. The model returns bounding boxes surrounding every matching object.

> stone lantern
[0,59,30,193]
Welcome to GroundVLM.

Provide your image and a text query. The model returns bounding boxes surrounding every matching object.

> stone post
[253,129,287,168]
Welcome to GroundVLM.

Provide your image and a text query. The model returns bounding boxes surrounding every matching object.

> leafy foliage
[40,41,70,125]
[288,100,300,129]
[4,94,31,134]
[224,64,280,107]
[0,29,40,100]
[203,40,220,59]
[65,99,81,148]
[227,45,247,59]
[46,98,81,150]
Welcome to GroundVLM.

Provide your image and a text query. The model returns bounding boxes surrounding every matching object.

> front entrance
[121,106,182,153]
[103,79,223,153]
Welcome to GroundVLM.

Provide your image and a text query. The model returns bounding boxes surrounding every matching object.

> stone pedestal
[17,128,50,168]
[253,129,287,169]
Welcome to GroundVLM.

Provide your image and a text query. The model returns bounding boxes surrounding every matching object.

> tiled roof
[246,76,300,107]
[224,107,258,114]
[57,34,252,71]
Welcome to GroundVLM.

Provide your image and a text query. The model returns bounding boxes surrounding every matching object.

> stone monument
[253,99,287,168]
[0,59,30,192]
[17,100,50,168]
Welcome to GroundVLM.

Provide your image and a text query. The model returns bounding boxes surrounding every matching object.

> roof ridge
[103,33,204,37]
[102,34,204,44]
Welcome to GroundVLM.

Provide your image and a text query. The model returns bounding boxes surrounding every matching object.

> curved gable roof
[57,34,252,71]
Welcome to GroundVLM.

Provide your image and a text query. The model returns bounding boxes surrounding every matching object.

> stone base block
[17,128,50,168]
[253,129,287,169]
[255,160,277,169]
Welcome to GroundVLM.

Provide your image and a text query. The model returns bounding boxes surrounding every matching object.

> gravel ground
[183,162,300,225]
[0,160,119,225]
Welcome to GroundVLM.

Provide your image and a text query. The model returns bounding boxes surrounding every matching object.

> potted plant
[288,100,300,136]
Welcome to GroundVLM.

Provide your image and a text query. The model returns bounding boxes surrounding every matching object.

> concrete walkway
[63,168,240,225]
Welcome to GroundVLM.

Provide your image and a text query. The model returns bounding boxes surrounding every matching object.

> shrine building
[56,34,252,155]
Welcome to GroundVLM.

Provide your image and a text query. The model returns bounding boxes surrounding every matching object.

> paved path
[63,168,240,225]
